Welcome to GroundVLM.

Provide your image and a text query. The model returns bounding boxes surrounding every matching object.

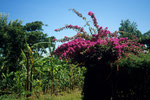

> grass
[0,89,82,100]
[51,90,82,100]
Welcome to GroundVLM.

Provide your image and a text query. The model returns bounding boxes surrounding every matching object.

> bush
[115,52,150,99]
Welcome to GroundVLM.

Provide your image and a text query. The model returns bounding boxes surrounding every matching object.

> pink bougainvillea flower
[53,10,144,64]
[53,39,57,41]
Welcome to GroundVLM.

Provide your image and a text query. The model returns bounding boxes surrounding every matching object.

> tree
[144,30,150,37]
[0,14,50,72]
[24,21,49,54]
[119,19,142,40]
[0,13,26,73]
[0,14,56,95]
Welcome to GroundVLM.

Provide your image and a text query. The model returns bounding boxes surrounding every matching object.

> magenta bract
[53,10,144,64]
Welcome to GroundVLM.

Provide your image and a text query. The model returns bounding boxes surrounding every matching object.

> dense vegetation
[0,13,86,99]
[1,9,150,100]
[53,9,150,100]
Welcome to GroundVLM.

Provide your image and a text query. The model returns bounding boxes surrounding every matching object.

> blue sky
[0,0,150,41]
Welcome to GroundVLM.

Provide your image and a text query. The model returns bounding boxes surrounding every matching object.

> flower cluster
[53,10,144,65]
[52,38,57,41]
[109,37,143,57]
[88,11,99,28]
[54,35,143,63]
[54,38,94,60]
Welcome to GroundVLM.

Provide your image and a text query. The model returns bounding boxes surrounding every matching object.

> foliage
[115,53,150,99]
[0,13,86,99]
[119,19,142,40]
[0,55,86,98]
[33,57,86,94]
[24,21,50,54]
[118,19,150,50]
[0,13,25,73]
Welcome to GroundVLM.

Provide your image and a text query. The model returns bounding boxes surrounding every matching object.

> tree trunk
[30,64,33,96]
[26,52,30,97]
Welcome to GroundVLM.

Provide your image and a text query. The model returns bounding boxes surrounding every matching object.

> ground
[0,89,82,100]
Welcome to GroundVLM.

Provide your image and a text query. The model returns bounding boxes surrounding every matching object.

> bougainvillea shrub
[53,9,146,100]
[54,9,144,66]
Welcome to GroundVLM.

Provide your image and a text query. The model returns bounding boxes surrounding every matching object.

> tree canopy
[119,19,142,40]
[0,13,52,73]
